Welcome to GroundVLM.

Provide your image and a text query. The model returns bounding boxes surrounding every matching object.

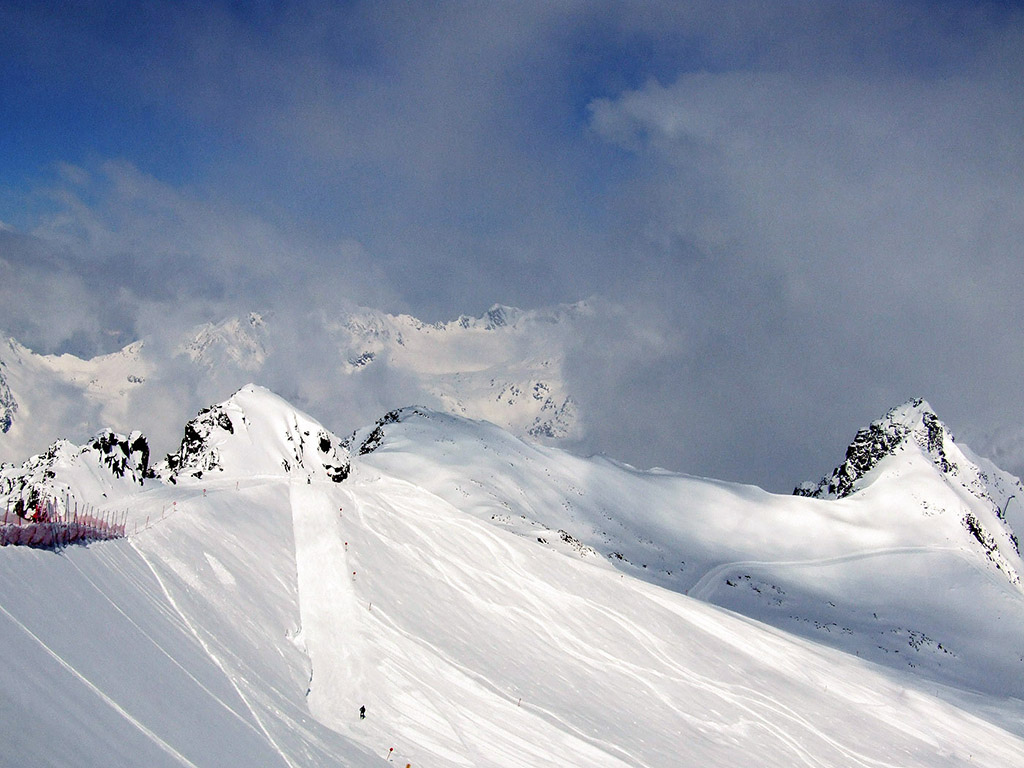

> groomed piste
[1,385,1023,767]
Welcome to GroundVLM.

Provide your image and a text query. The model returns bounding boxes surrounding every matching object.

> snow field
[287,466,1024,767]
[4,387,1024,767]
[357,410,1024,705]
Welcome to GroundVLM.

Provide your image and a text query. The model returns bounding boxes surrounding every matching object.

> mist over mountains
[5,299,1022,497]
[0,303,587,471]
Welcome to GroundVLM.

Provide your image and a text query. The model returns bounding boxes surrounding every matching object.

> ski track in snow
[289,481,363,730]
[295,475,938,768]
[292,479,645,767]
[686,545,968,601]
[64,550,262,736]
[579,599,901,768]
[8,387,1024,767]
[352,482,646,768]
[133,543,301,768]
[0,598,202,768]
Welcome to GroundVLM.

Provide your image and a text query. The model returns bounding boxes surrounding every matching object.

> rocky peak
[796,399,957,500]
[180,312,270,372]
[89,429,153,482]
[0,429,154,518]
[796,400,1024,589]
[161,384,350,484]
[343,406,429,458]
[163,403,236,479]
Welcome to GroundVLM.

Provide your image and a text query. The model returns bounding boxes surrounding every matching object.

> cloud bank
[2,1,1023,488]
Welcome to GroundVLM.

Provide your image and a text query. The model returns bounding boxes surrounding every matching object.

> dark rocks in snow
[0,368,16,434]
[484,305,509,329]
[348,351,375,368]
[90,430,154,481]
[161,387,356,484]
[0,428,153,518]
[796,405,916,499]
[358,426,386,456]
[165,405,235,479]
[795,398,961,500]
[963,512,996,555]
[314,429,349,482]
[354,407,425,456]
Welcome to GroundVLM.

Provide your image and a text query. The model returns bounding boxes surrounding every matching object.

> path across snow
[290,482,366,730]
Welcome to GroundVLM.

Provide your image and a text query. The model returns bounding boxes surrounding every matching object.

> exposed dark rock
[0,368,17,434]
[795,399,954,499]
[356,407,425,456]
[1,429,152,518]
[348,351,375,368]
[165,405,234,478]
[90,430,154,480]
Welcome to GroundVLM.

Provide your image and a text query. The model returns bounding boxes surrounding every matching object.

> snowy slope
[2,386,1024,766]
[158,384,350,484]
[341,402,1024,706]
[0,428,154,516]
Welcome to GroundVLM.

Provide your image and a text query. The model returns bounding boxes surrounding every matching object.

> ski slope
[351,406,1024,705]
[2,385,1024,766]
[286,469,1024,766]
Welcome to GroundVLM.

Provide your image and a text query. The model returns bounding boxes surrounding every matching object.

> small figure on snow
[359,705,366,720]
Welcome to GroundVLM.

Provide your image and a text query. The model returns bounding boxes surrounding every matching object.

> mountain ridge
[3,384,1024,764]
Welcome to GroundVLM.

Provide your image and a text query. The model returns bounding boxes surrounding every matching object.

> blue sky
[2,1,1024,488]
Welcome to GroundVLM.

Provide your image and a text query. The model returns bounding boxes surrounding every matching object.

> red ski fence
[1,495,126,549]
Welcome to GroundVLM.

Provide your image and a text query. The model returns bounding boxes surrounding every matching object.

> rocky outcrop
[0,429,153,519]
[161,385,351,484]
[796,399,952,499]
[0,367,16,434]
[346,407,428,458]
[164,405,235,479]
[796,398,1024,587]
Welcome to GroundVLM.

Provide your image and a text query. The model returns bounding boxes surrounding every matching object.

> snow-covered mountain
[159,384,350,484]
[0,336,151,465]
[0,304,584,465]
[335,398,1024,702]
[2,385,1024,766]
[326,303,581,441]
[0,428,153,517]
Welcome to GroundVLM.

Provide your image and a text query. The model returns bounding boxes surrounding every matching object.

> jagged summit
[180,311,270,372]
[4,385,1024,765]
[0,301,586,464]
[451,303,522,330]
[796,398,962,500]
[796,398,1024,589]
[160,384,350,484]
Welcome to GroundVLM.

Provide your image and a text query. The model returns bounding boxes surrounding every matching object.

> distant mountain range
[0,303,586,464]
